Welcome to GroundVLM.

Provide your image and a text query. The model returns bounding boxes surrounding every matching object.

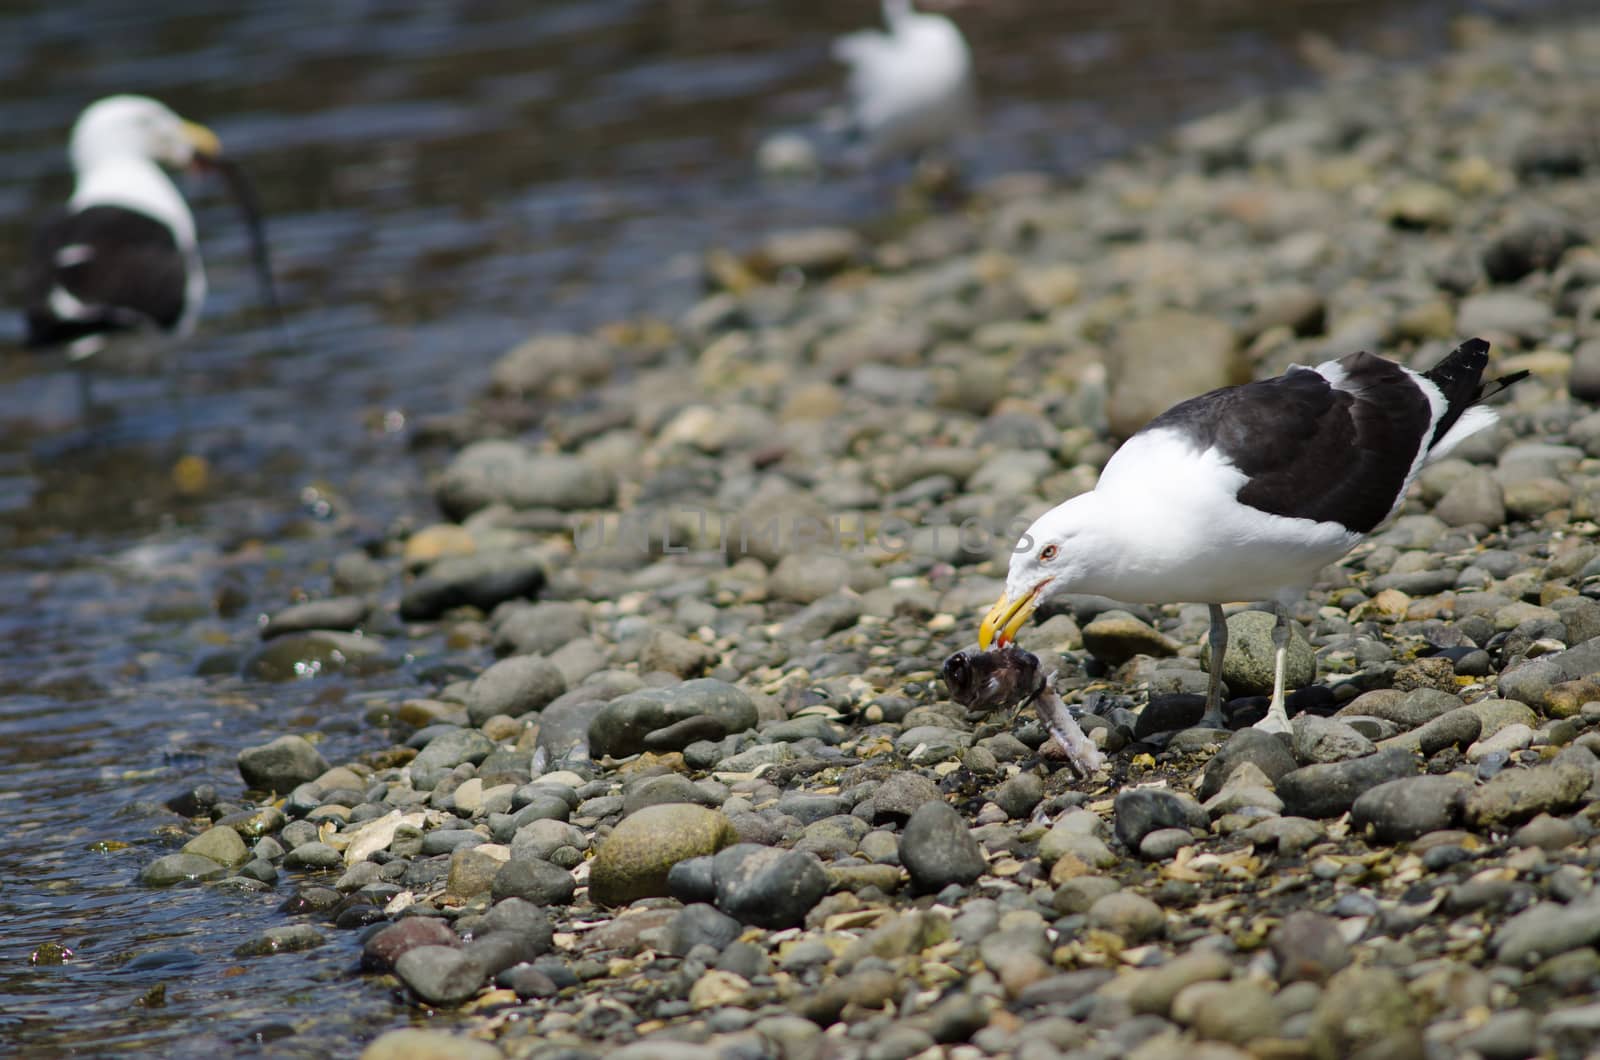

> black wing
[1145,352,1432,533]
[24,205,188,348]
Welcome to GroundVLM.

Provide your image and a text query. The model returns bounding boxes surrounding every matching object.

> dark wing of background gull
[24,205,188,348]
[1142,352,1433,534]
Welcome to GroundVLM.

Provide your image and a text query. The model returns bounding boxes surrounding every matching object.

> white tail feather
[1426,404,1497,462]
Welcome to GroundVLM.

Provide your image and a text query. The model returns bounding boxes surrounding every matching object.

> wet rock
[1138,828,1192,860]
[641,715,727,752]
[493,601,588,658]
[436,441,614,519]
[1542,1001,1600,1049]
[284,842,341,870]
[1457,291,1553,342]
[992,772,1044,819]
[394,944,486,1006]
[491,857,576,906]
[261,596,370,639]
[1277,748,1419,819]
[453,934,537,978]
[758,227,862,276]
[1292,714,1375,763]
[1350,774,1470,842]
[1087,891,1165,942]
[216,804,287,841]
[1337,688,1465,730]
[238,735,330,793]
[623,773,716,815]
[362,918,461,972]
[639,628,717,678]
[182,825,249,868]
[588,803,738,907]
[362,1029,503,1060]
[1456,1009,1537,1060]
[1081,610,1180,666]
[769,554,854,606]
[414,729,496,771]
[871,771,943,822]
[712,844,829,929]
[1107,311,1238,438]
[662,903,744,956]
[1492,898,1600,965]
[1308,965,1422,1060]
[1199,729,1299,800]
[1271,911,1350,983]
[489,332,612,399]
[1379,707,1482,756]
[589,679,757,758]
[535,693,611,758]
[1129,950,1233,1016]
[1466,699,1539,739]
[1136,694,1207,737]
[1462,762,1592,829]
[1202,763,1284,817]
[1434,466,1506,528]
[398,553,546,622]
[1511,813,1580,851]
[232,924,325,957]
[1483,209,1586,283]
[497,964,558,998]
[780,593,865,641]
[466,655,566,724]
[1570,339,1600,403]
[780,793,851,825]
[1113,788,1207,849]
[1203,610,1315,697]
[1189,980,1280,1045]
[1052,875,1121,916]
[140,853,227,886]
[242,630,392,682]
[900,801,986,892]
[1499,640,1600,713]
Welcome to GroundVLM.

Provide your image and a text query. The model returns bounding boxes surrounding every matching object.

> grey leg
[1198,603,1228,729]
[72,359,107,425]
[1255,603,1294,734]
[170,342,193,449]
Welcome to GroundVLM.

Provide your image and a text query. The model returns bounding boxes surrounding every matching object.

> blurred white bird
[25,96,223,362]
[22,95,284,419]
[832,0,977,165]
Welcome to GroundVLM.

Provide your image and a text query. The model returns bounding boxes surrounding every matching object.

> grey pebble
[900,801,986,892]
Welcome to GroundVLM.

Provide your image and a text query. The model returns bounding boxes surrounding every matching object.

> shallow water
[0,0,1578,1053]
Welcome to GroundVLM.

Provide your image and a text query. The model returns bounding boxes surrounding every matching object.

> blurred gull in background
[832,0,977,165]
[21,95,283,419]
[24,96,223,368]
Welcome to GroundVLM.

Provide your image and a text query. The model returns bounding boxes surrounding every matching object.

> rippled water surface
[0,0,1579,1054]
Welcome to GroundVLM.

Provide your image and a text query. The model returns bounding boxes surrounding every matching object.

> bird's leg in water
[1255,602,1294,735]
[71,359,113,428]
[1198,603,1228,729]
[1031,670,1105,778]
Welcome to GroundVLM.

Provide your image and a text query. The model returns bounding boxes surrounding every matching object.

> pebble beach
[115,12,1600,1060]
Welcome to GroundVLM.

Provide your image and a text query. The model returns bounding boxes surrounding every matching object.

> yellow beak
[181,120,222,160]
[979,587,1040,650]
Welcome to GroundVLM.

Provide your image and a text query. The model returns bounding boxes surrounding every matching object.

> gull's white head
[69,95,222,174]
[980,494,1100,650]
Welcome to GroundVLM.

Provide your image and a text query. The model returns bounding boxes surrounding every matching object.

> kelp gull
[980,338,1528,735]
[24,96,223,360]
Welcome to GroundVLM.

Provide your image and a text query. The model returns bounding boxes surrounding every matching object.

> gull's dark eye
[1039,544,1058,562]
